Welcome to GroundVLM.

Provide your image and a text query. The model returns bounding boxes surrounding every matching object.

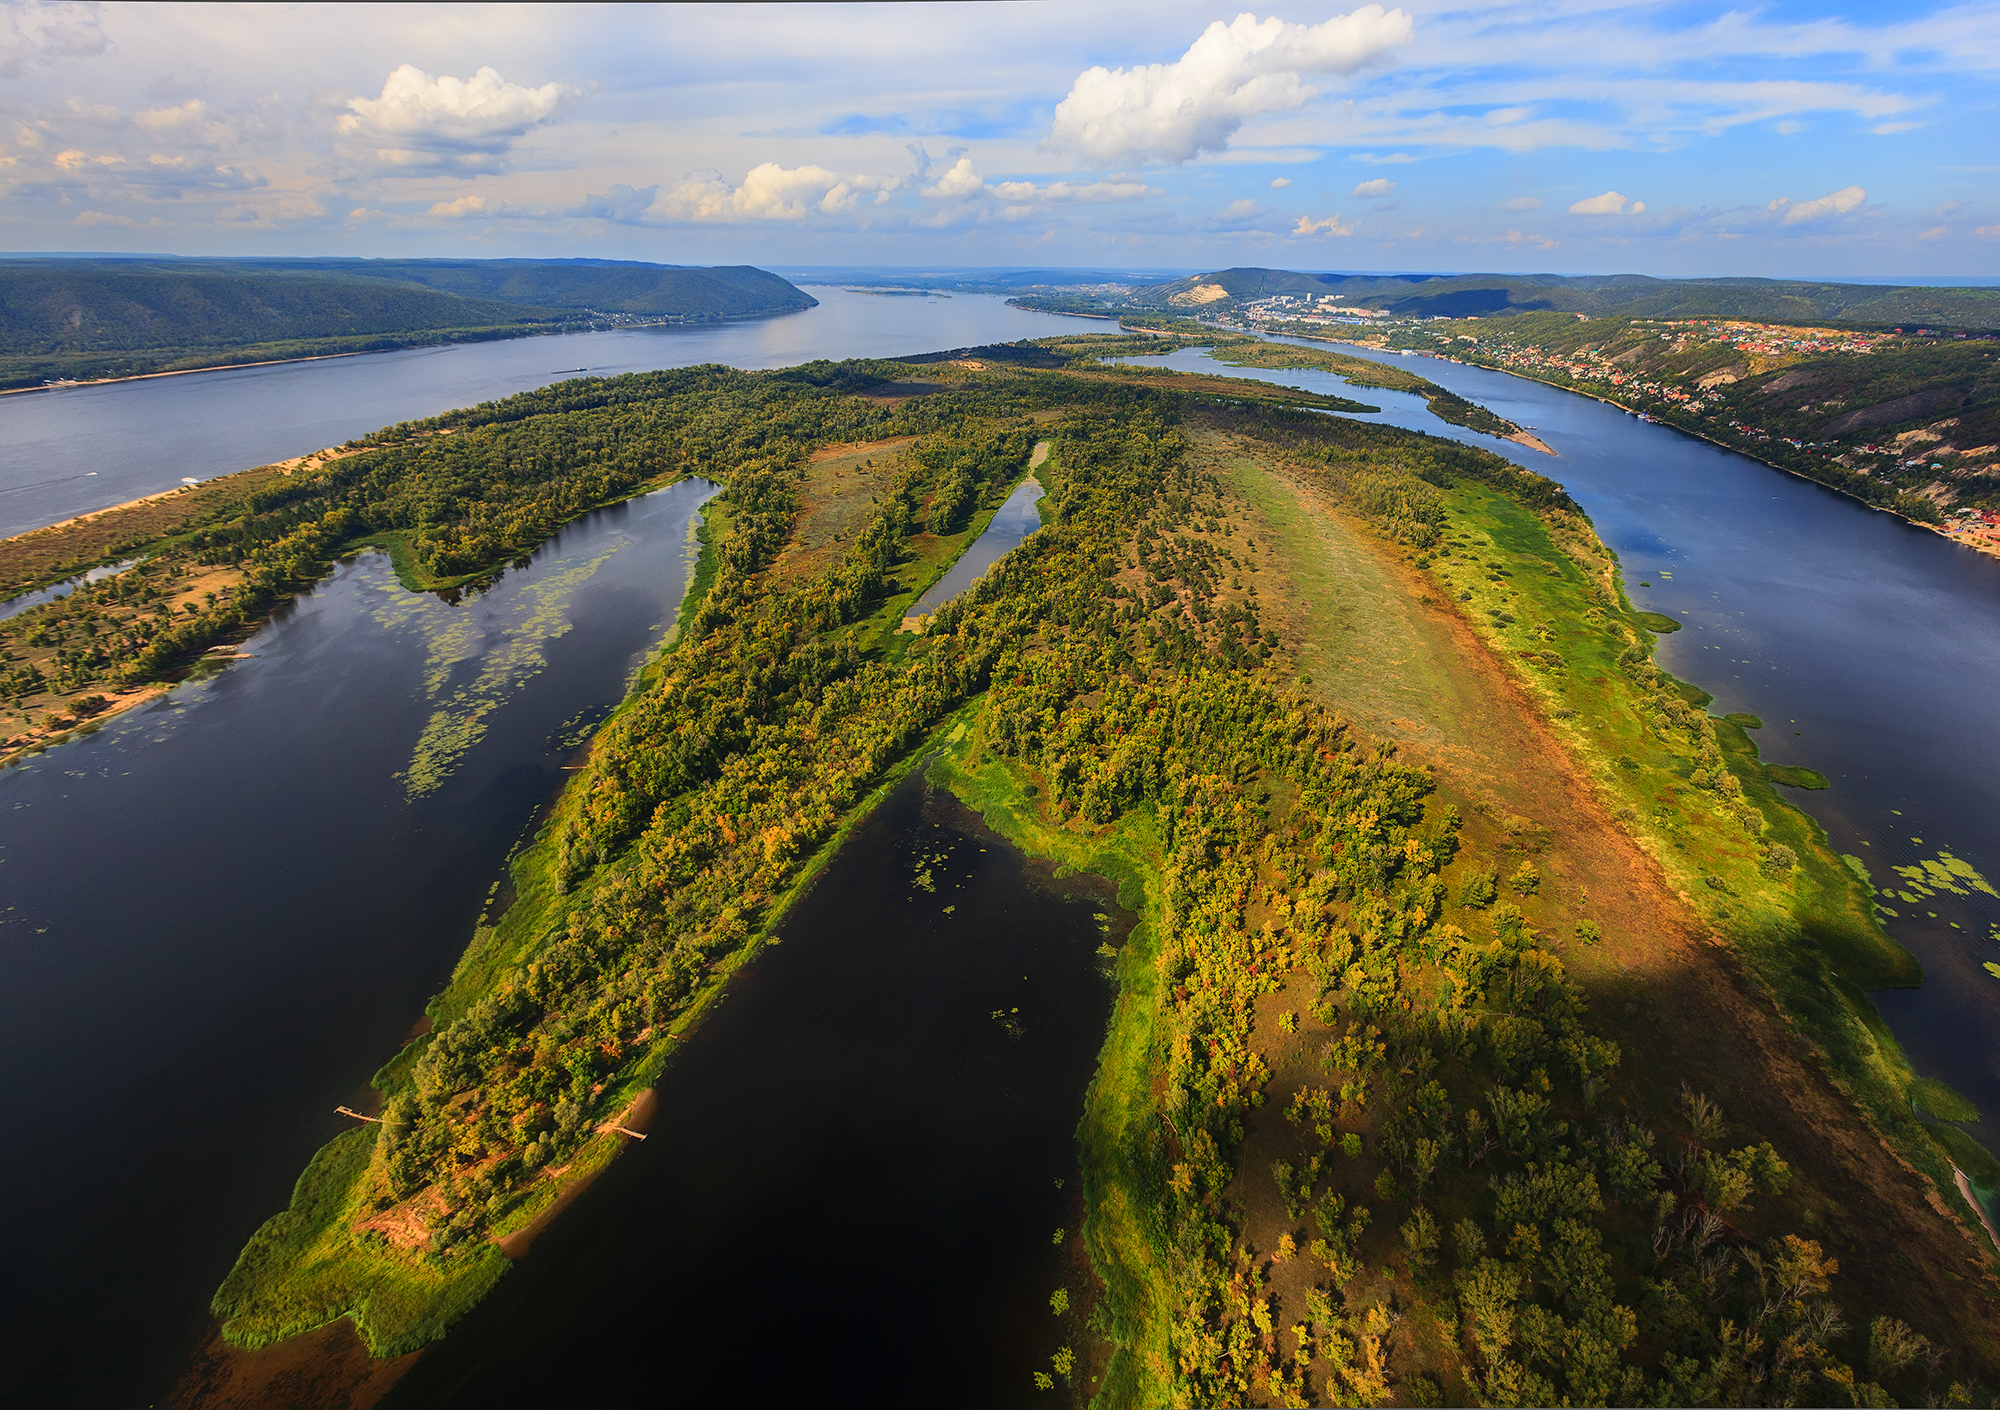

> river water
[1124,341,2000,1157]
[0,481,720,1406]
[0,288,1106,539]
[383,776,1114,1408]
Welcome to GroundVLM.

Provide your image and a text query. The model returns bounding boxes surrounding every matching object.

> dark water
[909,475,1046,620]
[384,775,1115,1409]
[1142,340,2000,1150]
[0,481,715,1407]
[0,289,1105,539]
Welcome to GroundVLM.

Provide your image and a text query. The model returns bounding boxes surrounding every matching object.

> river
[0,288,1106,540]
[1121,341,2000,1160]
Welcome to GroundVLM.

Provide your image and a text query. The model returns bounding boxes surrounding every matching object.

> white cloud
[1496,196,1543,212]
[923,156,985,200]
[658,162,866,221]
[1870,121,1921,134]
[923,156,1153,210]
[1047,6,1413,166]
[429,193,519,220]
[1977,224,2000,239]
[336,65,568,174]
[1350,152,1416,164]
[0,2,109,80]
[1769,184,1865,224]
[1569,190,1645,215]
[1212,198,1268,227]
[1349,177,1396,197]
[1294,213,1354,236]
[1270,176,1291,188]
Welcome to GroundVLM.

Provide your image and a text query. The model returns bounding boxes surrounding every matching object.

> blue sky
[2,0,1996,277]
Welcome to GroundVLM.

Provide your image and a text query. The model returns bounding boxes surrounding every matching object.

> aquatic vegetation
[1891,851,2000,901]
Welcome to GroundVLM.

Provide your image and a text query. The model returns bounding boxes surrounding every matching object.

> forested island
[0,258,816,390]
[16,344,1996,1402]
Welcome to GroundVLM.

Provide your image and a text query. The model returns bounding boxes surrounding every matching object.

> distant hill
[0,258,817,389]
[1022,267,2000,329]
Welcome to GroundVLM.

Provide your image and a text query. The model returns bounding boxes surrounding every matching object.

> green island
[1015,324,1536,443]
[13,346,1997,1403]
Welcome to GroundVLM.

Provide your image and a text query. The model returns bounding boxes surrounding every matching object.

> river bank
[1317,331,1981,550]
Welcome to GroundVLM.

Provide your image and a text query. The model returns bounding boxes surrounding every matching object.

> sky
[2,0,1996,279]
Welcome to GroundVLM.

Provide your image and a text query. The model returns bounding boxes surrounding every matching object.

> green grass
[1726,712,1765,728]
[1912,1077,1983,1123]
[927,719,1175,1410]
[1767,763,1832,790]
[1419,479,2000,1253]
[209,1129,511,1355]
[1638,610,1683,633]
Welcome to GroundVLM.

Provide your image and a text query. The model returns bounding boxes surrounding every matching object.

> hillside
[1385,313,2000,522]
[1015,267,2000,329]
[0,259,817,390]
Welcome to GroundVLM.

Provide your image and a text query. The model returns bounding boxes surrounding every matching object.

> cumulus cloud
[922,156,1154,210]
[655,162,870,220]
[336,64,568,174]
[1048,7,1413,167]
[1294,213,1354,236]
[1569,190,1644,215]
[1496,196,1543,212]
[1270,176,1291,188]
[1769,184,1865,224]
[554,164,910,225]
[1349,177,1396,197]
[1977,224,2000,239]
[429,193,524,220]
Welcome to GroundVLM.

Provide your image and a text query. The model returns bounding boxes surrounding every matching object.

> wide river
[3,297,1996,1404]
[1125,341,2000,1164]
[0,287,1105,539]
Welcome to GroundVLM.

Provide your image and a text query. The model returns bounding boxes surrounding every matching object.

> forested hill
[1020,267,2000,329]
[0,258,816,389]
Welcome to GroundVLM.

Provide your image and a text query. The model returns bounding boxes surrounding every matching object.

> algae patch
[367,538,633,799]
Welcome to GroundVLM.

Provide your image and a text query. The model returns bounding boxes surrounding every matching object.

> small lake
[0,289,1107,539]
[1135,340,2000,1158]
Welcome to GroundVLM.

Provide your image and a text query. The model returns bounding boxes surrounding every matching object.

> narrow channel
[906,442,1049,624]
